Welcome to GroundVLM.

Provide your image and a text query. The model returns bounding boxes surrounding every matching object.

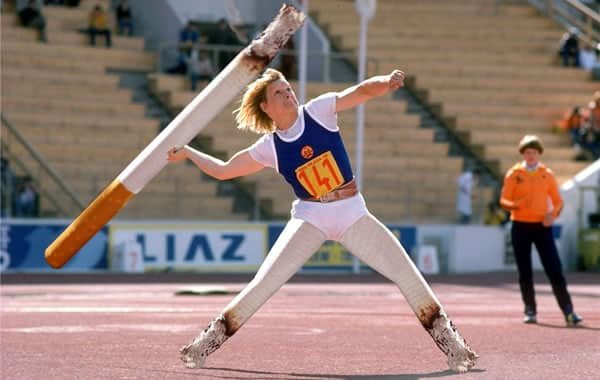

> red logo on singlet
[301,145,314,159]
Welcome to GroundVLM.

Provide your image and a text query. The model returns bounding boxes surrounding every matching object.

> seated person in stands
[563,106,587,147]
[208,18,241,70]
[17,0,47,42]
[88,4,112,48]
[1,157,16,217]
[15,178,39,218]
[279,38,297,80]
[179,20,199,47]
[558,28,580,67]
[115,0,133,36]
[585,92,600,159]
[579,43,599,71]
[166,21,199,74]
[186,44,215,91]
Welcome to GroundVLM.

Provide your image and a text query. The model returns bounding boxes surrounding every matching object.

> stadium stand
[310,0,594,187]
[15,0,581,223]
[1,0,248,220]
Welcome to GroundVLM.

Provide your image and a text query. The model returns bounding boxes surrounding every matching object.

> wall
[129,0,182,50]
[2,219,555,274]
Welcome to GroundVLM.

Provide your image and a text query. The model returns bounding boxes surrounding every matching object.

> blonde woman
[168,68,477,372]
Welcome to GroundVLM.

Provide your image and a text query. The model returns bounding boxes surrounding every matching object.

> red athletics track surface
[1,272,599,380]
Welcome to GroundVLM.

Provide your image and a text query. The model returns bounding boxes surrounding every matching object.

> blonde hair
[234,68,285,134]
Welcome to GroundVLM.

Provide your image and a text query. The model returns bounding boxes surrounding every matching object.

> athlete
[168,68,477,372]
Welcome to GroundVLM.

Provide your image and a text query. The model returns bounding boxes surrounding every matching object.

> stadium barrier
[1,219,570,274]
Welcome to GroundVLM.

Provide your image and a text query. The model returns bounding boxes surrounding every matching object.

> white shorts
[290,193,369,241]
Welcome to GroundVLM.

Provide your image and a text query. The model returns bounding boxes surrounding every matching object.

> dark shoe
[565,312,583,327]
[523,313,537,324]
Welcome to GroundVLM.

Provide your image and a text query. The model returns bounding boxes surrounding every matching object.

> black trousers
[89,28,112,47]
[511,221,573,315]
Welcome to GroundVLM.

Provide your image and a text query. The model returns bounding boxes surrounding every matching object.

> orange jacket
[500,162,563,223]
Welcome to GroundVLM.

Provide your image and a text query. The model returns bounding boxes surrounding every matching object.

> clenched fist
[388,69,405,90]
[167,147,187,163]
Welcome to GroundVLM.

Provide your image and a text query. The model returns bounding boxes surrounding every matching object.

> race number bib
[295,151,344,197]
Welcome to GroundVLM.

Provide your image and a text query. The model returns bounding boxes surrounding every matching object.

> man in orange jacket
[500,135,582,326]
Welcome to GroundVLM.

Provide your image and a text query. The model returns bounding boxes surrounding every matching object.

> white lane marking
[2,306,216,313]
[291,328,326,335]
[2,324,198,334]
[2,324,326,335]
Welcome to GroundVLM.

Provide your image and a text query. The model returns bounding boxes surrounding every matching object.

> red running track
[1,272,599,380]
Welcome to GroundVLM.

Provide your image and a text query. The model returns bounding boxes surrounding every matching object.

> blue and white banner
[0,219,108,272]
[109,222,268,272]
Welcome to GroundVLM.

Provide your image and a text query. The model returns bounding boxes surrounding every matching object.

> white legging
[221,213,441,333]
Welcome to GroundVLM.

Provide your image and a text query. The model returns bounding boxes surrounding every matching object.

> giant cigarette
[45,5,305,269]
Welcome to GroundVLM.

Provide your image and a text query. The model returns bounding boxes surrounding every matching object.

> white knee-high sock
[221,218,326,335]
[340,213,477,372]
[181,219,326,369]
[340,213,439,313]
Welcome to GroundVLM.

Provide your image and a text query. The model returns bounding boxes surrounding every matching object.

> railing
[156,42,378,83]
[528,0,600,46]
[1,113,85,217]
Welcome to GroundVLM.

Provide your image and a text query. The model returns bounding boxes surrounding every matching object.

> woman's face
[522,148,540,167]
[261,80,298,117]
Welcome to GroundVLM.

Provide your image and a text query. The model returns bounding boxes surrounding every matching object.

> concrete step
[2,40,155,71]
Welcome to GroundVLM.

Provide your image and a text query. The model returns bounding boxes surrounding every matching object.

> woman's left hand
[388,69,405,90]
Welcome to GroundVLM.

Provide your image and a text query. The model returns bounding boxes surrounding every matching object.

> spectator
[17,0,47,42]
[209,18,240,70]
[558,29,580,67]
[483,201,508,226]
[88,4,112,48]
[563,106,587,147]
[1,157,16,217]
[186,45,215,91]
[590,91,600,130]
[579,43,599,71]
[15,178,39,218]
[179,20,199,46]
[585,92,600,158]
[115,0,133,36]
[456,168,481,224]
[166,21,199,74]
[279,37,297,80]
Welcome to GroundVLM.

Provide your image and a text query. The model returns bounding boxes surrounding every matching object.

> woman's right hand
[167,146,187,163]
